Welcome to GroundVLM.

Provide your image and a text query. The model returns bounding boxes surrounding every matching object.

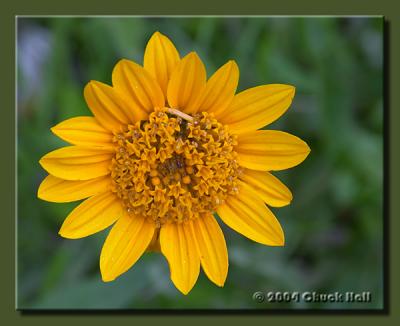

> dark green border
[2,0,399,324]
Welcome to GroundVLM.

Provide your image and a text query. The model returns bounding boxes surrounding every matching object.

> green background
[16,16,384,310]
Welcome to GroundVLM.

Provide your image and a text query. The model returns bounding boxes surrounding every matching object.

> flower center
[110,107,240,227]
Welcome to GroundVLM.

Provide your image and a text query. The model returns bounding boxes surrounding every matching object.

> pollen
[110,107,240,226]
[182,175,191,184]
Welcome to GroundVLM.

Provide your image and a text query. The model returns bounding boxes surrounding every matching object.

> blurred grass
[17,17,383,309]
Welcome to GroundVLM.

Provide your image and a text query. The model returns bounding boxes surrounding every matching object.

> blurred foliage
[17,17,383,310]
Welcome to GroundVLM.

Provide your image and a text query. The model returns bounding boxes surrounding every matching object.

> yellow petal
[160,221,200,295]
[199,60,239,117]
[167,52,206,114]
[236,130,310,171]
[217,182,284,246]
[146,228,161,253]
[112,59,165,120]
[190,213,228,287]
[84,81,136,131]
[39,146,113,180]
[59,192,123,239]
[143,31,180,96]
[100,214,155,282]
[38,174,111,203]
[51,117,113,150]
[220,84,295,134]
[240,169,292,207]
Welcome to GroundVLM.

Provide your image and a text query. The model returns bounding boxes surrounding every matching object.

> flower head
[38,31,310,295]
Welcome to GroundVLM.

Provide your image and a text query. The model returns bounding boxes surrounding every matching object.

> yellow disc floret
[110,107,241,226]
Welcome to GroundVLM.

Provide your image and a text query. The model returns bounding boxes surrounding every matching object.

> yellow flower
[38,31,310,295]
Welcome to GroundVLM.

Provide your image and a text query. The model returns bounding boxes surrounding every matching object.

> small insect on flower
[38,31,310,295]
